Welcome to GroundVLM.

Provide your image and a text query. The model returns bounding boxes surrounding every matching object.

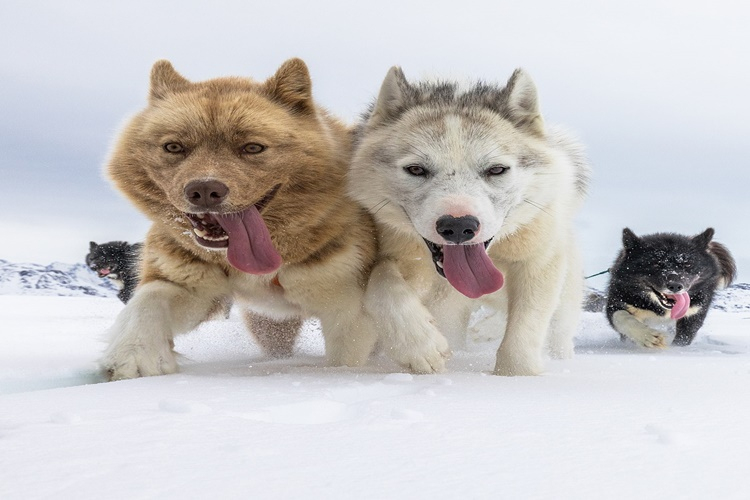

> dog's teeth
[436,261,444,268]
[193,228,208,238]
[197,214,205,220]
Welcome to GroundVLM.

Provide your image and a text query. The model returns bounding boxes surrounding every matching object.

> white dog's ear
[504,69,545,136]
[149,60,190,103]
[265,58,314,114]
[692,228,715,249]
[370,66,409,124]
[622,228,641,250]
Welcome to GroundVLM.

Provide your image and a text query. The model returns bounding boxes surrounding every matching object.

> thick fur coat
[86,240,143,303]
[606,228,736,347]
[349,67,590,375]
[102,59,379,379]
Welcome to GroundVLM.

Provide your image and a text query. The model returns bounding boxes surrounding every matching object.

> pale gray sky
[1,0,748,281]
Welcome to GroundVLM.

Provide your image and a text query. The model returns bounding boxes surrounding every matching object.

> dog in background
[86,241,142,303]
[606,228,736,347]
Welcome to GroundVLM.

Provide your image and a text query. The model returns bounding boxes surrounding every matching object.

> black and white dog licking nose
[436,215,480,244]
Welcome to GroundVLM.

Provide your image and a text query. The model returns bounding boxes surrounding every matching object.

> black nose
[184,180,229,208]
[666,281,684,293]
[435,215,480,244]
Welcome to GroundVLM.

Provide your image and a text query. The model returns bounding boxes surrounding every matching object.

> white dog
[349,67,590,375]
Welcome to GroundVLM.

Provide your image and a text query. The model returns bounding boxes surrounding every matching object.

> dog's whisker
[372,200,392,215]
[523,198,552,216]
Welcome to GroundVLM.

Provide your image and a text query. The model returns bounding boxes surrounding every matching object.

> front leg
[494,257,565,376]
[102,280,221,380]
[366,260,451,373]
[610,310,667,348]
[673,307,708,346]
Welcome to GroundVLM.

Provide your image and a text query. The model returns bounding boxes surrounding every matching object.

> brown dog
[102,59,379,379]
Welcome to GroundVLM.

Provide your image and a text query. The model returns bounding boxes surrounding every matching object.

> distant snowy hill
[1,259,748,311]
[0,259,117,297]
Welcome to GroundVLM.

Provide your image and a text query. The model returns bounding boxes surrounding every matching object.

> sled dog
[102,59,379,379]
[349,67,590,375]
[606,228,735,347]
[86,240,142,303]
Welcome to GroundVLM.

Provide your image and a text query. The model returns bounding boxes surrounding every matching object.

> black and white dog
[85,241,142,303]
[606,228,735,348]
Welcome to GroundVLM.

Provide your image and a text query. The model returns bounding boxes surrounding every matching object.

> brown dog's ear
[149,60,190,103]
[370,66,410,124]
[264,58,314,114]
[622,228,640,250]
[693,228,715,249]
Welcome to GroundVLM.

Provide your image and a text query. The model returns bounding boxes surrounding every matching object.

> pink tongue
[667,292,690,319]
[442,244,504,298]
[214,207,282,275]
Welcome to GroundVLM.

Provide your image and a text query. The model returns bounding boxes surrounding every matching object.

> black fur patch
[86,241,142,303]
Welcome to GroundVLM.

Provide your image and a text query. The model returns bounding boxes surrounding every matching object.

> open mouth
[423,238,493,277]
[651,287,676,309]
[184,184,280,249]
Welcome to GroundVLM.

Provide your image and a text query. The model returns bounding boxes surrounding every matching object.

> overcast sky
[1,0,748,282]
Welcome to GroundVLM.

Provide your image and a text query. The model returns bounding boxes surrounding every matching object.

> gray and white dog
[349,67,590,375]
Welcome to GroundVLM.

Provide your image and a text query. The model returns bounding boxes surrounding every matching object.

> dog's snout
[184,180,229,208]
[436,215,480,244]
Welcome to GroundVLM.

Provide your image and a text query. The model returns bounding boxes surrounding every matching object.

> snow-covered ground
[2,293,749,499]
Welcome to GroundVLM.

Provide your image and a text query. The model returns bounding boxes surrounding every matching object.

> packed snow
[1,269,749,499]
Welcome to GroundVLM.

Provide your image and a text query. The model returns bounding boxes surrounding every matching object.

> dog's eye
[163,142,185,154]
[404,164,428,176]
[242,143,266,154]
[485,165,509,176]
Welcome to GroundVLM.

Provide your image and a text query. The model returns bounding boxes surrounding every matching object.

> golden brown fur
[102,59,379,380]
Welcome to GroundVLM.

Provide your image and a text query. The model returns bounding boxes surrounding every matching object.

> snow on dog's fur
[349,67,590,375]
[102,59,380,379]
[606,228,736,348]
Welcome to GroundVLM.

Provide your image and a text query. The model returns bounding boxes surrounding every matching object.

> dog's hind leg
[102,280,222,380]
[243,312,302,358]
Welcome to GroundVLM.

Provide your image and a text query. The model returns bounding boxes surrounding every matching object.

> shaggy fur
[102,59,379,379]
[606,228,736,347]
[349,67,590,375]
[86,240,142,303]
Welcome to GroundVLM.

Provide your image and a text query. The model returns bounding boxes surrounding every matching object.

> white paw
[494,351,544,376]
[547,338,574,359]
[385,322,451,374]
[630,326,667,349]
[102,342,178,381]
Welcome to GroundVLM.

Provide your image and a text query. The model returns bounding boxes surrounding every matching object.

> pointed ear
[89,241,97,250]
[149,60,190,103]
[622,228,640,250]
[503,69,545,136]
[264,58,314,114]
[693,228,715,249]
[369,66,409,124]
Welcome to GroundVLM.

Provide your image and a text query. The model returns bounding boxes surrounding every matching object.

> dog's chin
[422,237,493,277]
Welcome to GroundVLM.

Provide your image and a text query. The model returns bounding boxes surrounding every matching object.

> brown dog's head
[107,59,342,274]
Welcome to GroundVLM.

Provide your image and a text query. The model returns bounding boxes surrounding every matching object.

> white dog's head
[349,67,581,298]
